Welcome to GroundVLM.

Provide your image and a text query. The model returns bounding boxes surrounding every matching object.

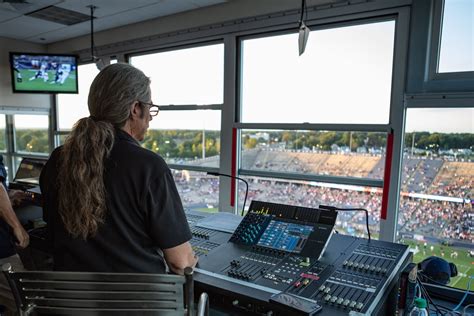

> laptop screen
[13,158,47,185]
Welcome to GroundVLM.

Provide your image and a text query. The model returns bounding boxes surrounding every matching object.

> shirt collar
[116,129,140,146]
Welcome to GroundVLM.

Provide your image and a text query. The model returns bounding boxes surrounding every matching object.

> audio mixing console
[186,201,412,315]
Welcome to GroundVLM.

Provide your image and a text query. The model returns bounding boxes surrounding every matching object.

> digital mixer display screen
[257,220,314,253]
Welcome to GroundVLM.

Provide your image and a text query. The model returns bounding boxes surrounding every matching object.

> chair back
[2,263,196,316]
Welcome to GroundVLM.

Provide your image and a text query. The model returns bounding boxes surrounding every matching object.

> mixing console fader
[185,210,232,258]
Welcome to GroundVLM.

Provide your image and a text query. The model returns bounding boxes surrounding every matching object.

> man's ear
[130,101,141,120]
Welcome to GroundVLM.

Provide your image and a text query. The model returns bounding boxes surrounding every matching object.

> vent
[26,5,92,26]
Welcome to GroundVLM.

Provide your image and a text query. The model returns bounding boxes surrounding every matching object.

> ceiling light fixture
[298,0,310,56]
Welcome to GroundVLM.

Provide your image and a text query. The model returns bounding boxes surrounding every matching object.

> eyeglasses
[140,102,160,117]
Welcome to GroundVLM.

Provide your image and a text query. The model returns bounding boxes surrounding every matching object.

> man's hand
[163,242,198,275]
[8,190,26,207]
[12,224,29,248]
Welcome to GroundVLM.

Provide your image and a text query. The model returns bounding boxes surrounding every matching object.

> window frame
[407,0,474,93]
[233,9,410,242]
[402,94,474,296]
[127,40,224,173]
[427,0,474,81]
[13,113,51,156]
[237,18,398,125]
[0,107,50,182]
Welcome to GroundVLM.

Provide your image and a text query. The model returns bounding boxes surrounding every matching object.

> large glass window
[398,108,473,291]
[438,0,474,73]
[145,110,220,167]
[131,43,223,169]
[240,20,395,124]
[14,114,49,154]
[56,63,100,130]
[241,130,386,179]
[237,20,393,229]
[130,44,224,105]
[172,170,219,212]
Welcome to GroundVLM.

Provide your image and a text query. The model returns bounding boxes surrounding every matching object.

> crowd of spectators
[172,151,473,243]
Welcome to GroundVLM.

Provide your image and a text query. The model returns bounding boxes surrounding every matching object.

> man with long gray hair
[40,63,197,275]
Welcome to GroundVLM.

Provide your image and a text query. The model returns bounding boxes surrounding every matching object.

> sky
[438,0,473,72]
[12,1,473,134]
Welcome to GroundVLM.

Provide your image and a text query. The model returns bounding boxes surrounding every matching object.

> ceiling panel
[0,15,62,39]
[0,0,61,22]
[0,0,228,44]
[23,20,92,43]
[56,0,165,17]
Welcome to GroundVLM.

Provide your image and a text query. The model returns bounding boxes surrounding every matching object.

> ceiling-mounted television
[9,52,78,94]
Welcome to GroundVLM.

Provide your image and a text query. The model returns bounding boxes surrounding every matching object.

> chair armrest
[197,292,209,316]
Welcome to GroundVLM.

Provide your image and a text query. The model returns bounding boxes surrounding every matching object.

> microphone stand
[207,172,248,216]
[319,204,371,242]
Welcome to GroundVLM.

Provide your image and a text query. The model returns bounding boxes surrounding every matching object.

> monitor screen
[14,158,47,185]
[257,220,314,253]
[10,52,78,94]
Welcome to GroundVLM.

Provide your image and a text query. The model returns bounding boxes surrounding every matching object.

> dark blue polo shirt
[0,156,15,259]
[40,129,191,273]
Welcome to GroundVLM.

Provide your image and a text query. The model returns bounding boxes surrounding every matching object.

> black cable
[304,0,308,22]
[436,304,461,315]
[319,205,371,242]
[418,269,472,314]
[299,0,305,27]
[418,271,452,287]
[417,278,432,314]
[417,277,446,315]
[86,5,100,62]
[207,172,248,216]
[90,5,95,60]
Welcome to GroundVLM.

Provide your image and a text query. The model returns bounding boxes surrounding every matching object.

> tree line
[244,131,473,152]
[2,129,472,158]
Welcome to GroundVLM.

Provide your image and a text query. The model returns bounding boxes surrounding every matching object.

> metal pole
[184,267,194,316]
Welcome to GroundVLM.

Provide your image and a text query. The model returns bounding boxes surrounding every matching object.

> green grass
[403,240,473,291]
[14,70,77,93]
[195,207,219,213]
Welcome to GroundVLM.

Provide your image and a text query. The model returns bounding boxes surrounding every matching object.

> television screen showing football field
[10,53,78,94]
